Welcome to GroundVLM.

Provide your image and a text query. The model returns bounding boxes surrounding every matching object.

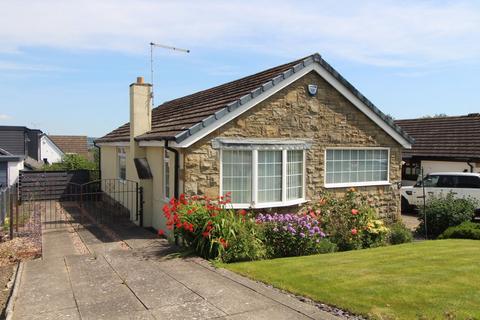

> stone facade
[183,71,404,220]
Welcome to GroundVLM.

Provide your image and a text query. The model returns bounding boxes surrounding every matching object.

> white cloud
[0,114,12,120]
[0,0,479,67]
[0,60,68,72]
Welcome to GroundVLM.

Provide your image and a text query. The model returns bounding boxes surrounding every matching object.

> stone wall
[183,71,404,219]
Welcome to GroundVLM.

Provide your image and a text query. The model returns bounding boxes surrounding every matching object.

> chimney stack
[130,76,152,139]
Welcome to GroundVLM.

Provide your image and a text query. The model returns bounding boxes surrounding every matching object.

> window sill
[325,181,391,189]
[226,198,307,209]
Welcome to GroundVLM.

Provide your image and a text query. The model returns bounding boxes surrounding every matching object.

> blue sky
[0,0,479,137]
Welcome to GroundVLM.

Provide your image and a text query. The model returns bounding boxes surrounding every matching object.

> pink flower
[351,209,359,215]
[351,228,358,235]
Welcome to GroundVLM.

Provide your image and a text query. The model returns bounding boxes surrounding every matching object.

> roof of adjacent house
[394,113,480,160]
[49,135,90,158]
[97,53,413,146]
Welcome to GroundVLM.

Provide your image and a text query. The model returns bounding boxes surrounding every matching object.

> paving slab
[42,229,77,260]
[13,259,77,319]
[223,305,311,320]
[14,307,81,320]
[150,300,226,320]
[75,225,123,254]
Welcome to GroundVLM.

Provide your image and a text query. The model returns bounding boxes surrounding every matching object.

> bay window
[222,150,252,204]
[325,148,389,187]
[217,139,308,208]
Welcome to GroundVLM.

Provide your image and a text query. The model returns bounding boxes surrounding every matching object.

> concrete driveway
[11,220,337,320]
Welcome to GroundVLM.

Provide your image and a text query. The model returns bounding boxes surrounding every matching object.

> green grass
[222,240,480,319]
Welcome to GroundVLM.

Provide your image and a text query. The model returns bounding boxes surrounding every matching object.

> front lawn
[223,240,480,319]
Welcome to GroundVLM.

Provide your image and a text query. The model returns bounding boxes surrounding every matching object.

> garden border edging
[4,261,23,320]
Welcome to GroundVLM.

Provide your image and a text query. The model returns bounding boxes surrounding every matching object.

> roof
[395,113,480,160]
[97,53,413,147]
[0,147,23,162]
[49,135,89,158]
[0,148,11,156]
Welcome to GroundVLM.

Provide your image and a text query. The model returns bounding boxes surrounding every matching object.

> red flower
[219,238,228,249]
[163,204,170,214]
[239,209,247,216]
[351,209,359,215]
[179,193,187,205]
[351,228,358,235]
[202,231,210,238]
[169,197,176,205]
[158,229,165,237]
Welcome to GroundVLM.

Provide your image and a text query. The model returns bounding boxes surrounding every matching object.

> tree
[42,154,97,171]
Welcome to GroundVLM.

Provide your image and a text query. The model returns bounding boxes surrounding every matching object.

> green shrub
[315,238,338,254]
[42,154,97,171]
[162,194,266,263]
[302,189,389,251]
[439,222,480,240]
[388,222,413,245]
[416,193,477,239]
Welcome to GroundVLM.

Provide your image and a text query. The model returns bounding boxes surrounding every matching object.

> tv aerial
[149,42,190,107]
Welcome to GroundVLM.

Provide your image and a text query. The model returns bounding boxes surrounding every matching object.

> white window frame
[220,148,306,209]
[117,147,127,181]
[324,147,390,188]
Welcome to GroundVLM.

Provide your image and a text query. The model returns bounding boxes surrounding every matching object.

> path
[11,217,338,319]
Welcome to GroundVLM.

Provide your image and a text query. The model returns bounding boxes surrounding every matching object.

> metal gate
[17,178,143,231]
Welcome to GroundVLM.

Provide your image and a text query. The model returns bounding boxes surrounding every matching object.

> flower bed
[162,194,265,263]
[160,189,400,263]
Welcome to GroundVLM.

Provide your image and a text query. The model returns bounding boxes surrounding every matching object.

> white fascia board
[311,64,412,149]
[96,141,130,147]
[171,62,412,149]
[171,65,314,148]
[42,135,65,157]
[138,140,165,147]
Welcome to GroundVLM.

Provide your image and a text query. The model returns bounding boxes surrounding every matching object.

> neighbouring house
[0,148,23,188]
[395,114,480,185]
[40,133,64,164]
[0,126,66,186]
[49,135,90,160]
[96,53,413,231]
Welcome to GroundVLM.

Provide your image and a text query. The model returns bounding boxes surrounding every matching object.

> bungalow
[96,53,413,231]
[395,114,480,185]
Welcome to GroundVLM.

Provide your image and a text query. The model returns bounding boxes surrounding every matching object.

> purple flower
[299,232,305,238]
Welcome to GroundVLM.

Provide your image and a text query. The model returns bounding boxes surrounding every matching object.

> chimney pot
[136,76,144,84]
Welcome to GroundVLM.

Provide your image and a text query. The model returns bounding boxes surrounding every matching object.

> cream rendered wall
[100,146,119,180]
[146,146,166,231]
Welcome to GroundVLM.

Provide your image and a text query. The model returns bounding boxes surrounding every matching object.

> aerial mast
[149,42,190,107]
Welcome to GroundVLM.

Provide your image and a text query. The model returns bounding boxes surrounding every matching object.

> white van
[401,172,480,213]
